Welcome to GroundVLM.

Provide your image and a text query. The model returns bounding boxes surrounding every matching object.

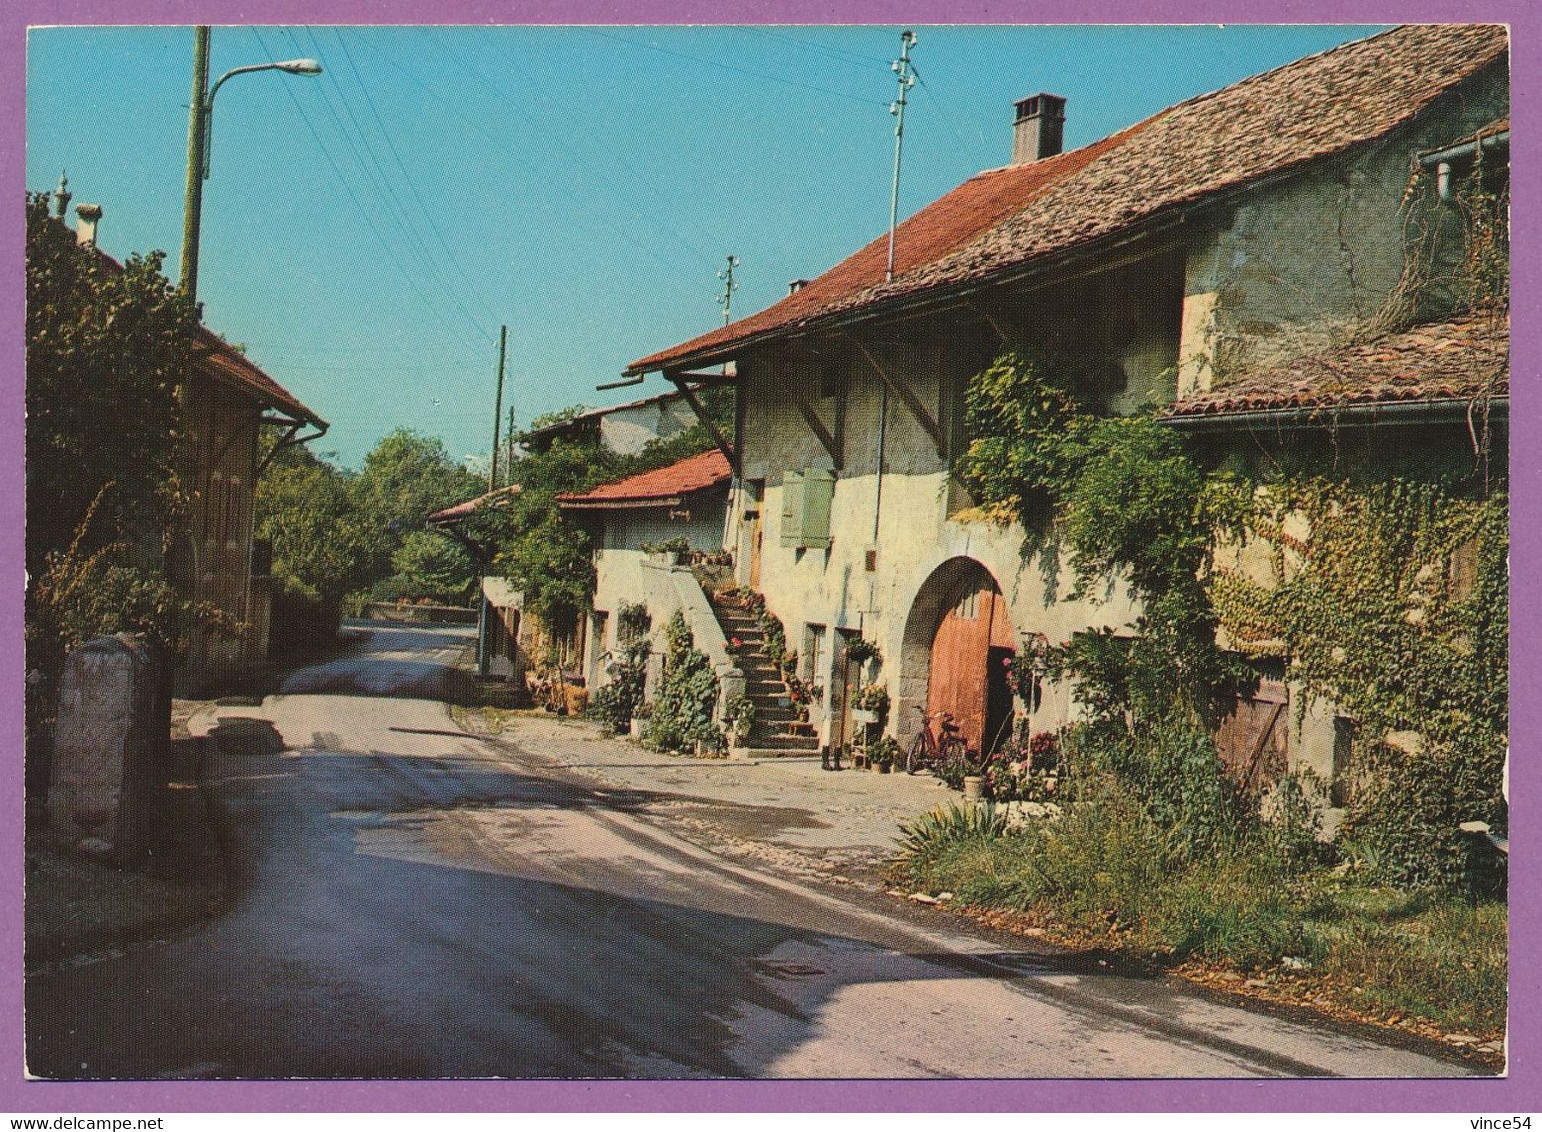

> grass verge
[895,802,1506,1047]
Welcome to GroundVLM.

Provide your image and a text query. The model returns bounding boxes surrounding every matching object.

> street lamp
[178,26,322,303]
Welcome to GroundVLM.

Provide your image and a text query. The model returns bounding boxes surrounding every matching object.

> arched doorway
[900,558,1016,756]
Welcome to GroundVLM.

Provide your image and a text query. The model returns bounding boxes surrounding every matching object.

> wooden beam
[668,377,739,474]
[968,299,1019,348]
[793,397,841,469]
[848,335,944,459]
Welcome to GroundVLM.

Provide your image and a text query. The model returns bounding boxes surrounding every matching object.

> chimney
[75,203,102,248]
[1012,94,1066,164]
[788,279,809,295]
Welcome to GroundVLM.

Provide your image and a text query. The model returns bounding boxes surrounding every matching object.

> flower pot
[963,775,985,802]
[851,709,878,725]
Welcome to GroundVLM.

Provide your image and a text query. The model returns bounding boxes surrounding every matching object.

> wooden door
[927,573,992,752]
[829,630,860,753]
[1216,678,1290,792]
[746,481,765,589]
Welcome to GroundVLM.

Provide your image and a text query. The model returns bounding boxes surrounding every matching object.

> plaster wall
[598,397,699,456]
[735,347,1140,744]
[1178,66,1508,398]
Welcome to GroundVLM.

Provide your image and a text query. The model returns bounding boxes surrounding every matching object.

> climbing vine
[958,348,1508,889]
[643,611,720,753]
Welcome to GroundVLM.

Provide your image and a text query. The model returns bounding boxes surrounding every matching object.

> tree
[390,530,473,604]
[349,428,484,585]
[254,441,377,607]
[25,192,198,796]
[25,192,195,573]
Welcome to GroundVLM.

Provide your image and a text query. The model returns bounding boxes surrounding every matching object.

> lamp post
[178,26,321,303]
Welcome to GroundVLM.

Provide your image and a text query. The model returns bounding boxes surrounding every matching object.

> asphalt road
[25,622,1475,1080]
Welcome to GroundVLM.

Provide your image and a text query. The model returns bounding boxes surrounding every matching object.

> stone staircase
[708,591,821,758]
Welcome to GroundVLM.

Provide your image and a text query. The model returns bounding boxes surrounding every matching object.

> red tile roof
[427,483,521,525]
[1164,315,1508,418]
[627,24,1506,376]
[193,328,326,429]
[557,449,731,509]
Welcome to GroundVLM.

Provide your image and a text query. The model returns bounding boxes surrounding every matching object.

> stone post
[47,635,168,861]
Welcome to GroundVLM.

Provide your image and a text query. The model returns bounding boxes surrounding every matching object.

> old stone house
[622,25,1508,781]
[518,389,702,457]
[557,448,733,693]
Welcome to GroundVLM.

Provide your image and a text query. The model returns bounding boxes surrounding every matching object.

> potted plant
[870,735,900,774]
[851,683,890,725]
[725,695,756,748]
[845,636,882,670]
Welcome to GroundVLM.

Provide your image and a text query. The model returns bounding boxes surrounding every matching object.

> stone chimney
[1012,94,1066,164]
[74,203,102,248]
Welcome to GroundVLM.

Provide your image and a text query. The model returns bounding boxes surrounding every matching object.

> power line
[289,26,494,344]
[419,29,719,272]
[356,33,708,308]
[736,27,892,72]
[580,27,889,108]
[250,27,488,358]
[330,28,502,332]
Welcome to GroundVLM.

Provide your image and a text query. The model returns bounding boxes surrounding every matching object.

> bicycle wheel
[906,732,930,774]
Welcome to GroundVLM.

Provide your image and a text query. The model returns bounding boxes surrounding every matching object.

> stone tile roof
[556,448,731,509]
[627,23,1506,376]
[1164,315,1508,417]
[427,484,521,525]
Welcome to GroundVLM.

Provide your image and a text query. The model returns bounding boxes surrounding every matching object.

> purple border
[5,0,1535,1113]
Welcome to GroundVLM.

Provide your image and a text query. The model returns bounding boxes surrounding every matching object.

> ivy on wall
[957,348,1507,889]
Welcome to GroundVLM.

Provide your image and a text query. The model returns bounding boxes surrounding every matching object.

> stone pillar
[47,635,168,861]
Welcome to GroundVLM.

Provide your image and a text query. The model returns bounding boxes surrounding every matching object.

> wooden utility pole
[489,325,507,488]
[179,26,212,301]
[505,405,515,482]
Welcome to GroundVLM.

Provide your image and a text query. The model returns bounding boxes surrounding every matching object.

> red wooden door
[928,570,1010,752]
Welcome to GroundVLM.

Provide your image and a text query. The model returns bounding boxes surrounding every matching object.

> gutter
[1419,129,1508,202]
[1160,395,1508,433]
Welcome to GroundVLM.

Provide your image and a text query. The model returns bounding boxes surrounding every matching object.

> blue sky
[27,24,1382,469]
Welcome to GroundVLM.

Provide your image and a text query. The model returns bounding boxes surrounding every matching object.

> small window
[806,624,827,683]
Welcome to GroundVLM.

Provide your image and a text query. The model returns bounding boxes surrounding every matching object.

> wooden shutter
[801,468,835,549]
[779,471,804,547]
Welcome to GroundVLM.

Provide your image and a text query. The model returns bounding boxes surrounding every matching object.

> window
[779,467,835,549]
[806,624,827,684]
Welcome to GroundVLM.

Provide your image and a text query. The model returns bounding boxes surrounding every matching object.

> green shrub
[643,612,719,752]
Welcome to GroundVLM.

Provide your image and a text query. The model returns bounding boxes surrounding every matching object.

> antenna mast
[885,29,917,283]
[716,255,739,326]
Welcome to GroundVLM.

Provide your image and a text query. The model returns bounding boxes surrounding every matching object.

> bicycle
[906,706,969,775]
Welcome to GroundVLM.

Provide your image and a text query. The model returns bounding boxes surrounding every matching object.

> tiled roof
[193,328,326,429]
[427,483,521,525]
[628,24,1506,376]
[518,388,684,443]
[1164,316,1508,418]
[557,449,731,509]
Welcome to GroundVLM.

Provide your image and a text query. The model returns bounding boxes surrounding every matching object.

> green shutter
[779,471,804,547]
[801,468,835,549]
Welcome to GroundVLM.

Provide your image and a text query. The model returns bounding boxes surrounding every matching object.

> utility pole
[179,25,212,301]
[885,29,917,284]
[489,325,507,489]
[716,255,739,326]
[505,404,516,482]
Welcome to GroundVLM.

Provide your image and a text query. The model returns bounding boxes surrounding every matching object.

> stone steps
[709,591,820,759]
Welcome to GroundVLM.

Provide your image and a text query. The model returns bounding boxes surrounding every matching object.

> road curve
[24,623,1475,1080]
